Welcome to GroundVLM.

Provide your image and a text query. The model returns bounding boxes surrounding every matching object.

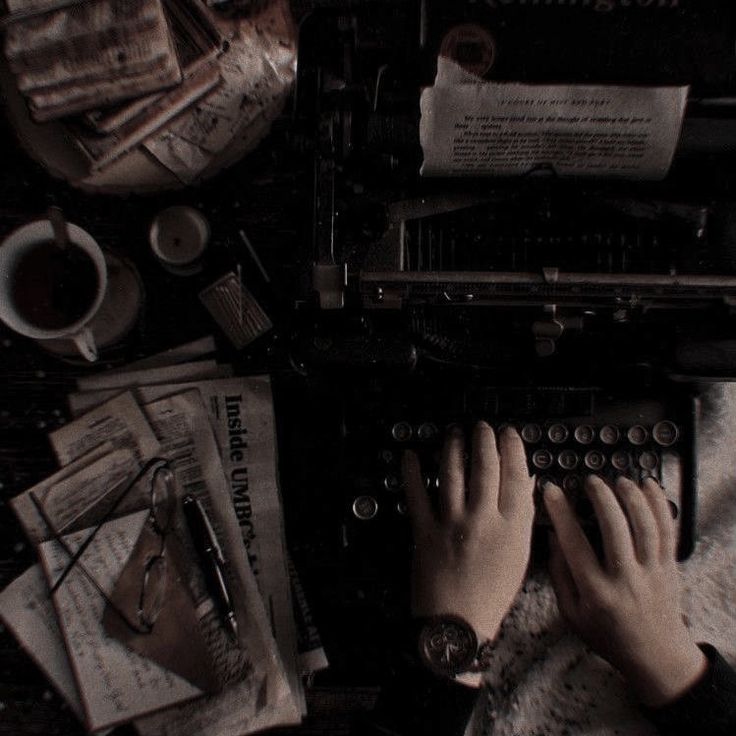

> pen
[182,494,239,641]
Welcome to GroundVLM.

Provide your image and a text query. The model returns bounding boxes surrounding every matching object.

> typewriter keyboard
[344,395,697,560]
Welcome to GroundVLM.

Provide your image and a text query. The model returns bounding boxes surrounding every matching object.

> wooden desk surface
[0,109,381,736]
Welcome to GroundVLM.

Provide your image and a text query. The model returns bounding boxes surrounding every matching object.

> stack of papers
[0,336,327,735]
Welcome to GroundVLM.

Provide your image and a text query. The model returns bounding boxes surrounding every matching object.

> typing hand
[402,423,535,644]
[544,476,707,707]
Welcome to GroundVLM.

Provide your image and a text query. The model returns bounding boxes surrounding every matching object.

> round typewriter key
[611,450,632,471]
[599,425,620,445]
[417,422,439,441]
[558,449,579,470]
[638,451,659,472]
[653,420,679,447]
[521,423,543,444]
[532,449,554,470]
[391,421,413,442]
[397,500,408,516]
[548,423,569,444]
[584,450,606,471]
[384,475,401,492]
[574,424,595,445]
[627,425,649,446]
[379,449,394,464]
[562,474,582,494]
[352,495,378,520]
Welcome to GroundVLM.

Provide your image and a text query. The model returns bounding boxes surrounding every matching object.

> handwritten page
[420,77,688,180]
[37,511,203,732]
[49,392,159,466]
[0,565,84,719]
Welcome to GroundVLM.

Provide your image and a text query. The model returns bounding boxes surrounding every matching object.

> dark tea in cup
[10,240,100,330]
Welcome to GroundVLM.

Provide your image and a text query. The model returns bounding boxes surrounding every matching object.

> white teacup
[0,220,107,362]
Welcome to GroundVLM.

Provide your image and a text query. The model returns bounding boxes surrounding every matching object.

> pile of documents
[3,0,224,170]
[0,336,327,735]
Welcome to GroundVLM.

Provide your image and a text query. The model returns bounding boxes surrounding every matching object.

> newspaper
[48,391,159,466]
[136,389,298,735]
[68,374,309,711]
[420,58,688,180]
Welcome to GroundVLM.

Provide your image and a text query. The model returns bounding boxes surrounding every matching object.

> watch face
[418,616,478,677]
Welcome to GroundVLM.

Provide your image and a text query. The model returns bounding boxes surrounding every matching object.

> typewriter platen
[289,1,736,570]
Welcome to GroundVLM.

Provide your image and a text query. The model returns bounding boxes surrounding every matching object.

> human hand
[543,475,707,707]
[402,423,535,644]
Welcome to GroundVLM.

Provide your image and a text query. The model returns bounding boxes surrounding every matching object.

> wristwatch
[414,614,495,679]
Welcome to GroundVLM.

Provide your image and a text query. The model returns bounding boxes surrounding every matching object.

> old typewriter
[285,1,736,603]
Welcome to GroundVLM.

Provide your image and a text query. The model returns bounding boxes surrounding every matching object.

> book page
[48,391,159,466]
[37,511,203,731]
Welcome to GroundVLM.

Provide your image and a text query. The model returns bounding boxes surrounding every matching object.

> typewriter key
[384,475,401,492]
[562,474,582,494]
[391,421,413,442]
[584,450,606,471]
[379,449,394,464]
[611,450,632,471]
[352,495,378,520]
[574,425,595,445]
[558,449,579,470]
[532,449,554,470]
[653,421,679,447]
[599,425,620,445]
[417,422,439,441]
[627,425,649,446]
[638,451,659,472]
[548,424,569,444]
[397,500,408,516]
[521,423,543,443]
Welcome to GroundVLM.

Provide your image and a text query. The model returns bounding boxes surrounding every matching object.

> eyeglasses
[30,456,178,635]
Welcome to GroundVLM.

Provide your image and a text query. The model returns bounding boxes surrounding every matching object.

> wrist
[624,641,708,707]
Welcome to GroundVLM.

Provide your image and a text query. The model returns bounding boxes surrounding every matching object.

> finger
[548,530,579,621]
[439,426,466,520]
[611,476,659,563]
[467,421,499,513]
[402,450,434,535]
[585,475,636,573]
[543,483,600,591]
[498,426,534,518]
[640,477,677,561]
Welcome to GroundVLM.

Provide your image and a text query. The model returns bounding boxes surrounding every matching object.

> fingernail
[542,482,561,498]
[448,424,463,437]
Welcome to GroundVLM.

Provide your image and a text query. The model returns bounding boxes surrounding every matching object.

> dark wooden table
[0,101,385,735]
